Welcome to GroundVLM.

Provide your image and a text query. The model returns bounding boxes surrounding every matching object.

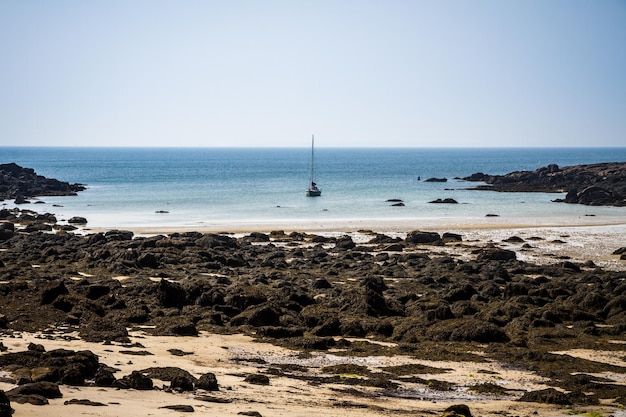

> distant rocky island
[0,163,85,203]
[464,162,626,206]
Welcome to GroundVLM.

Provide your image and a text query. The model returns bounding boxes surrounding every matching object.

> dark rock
[313,278,332,289]
[383,243,403,251]
[429,198,458,204]
[138,253,159,268]
[157,279,188,308]
[68,216,88,224]
[519,388,571,405]
[443,404,472,417]
[442,232,462,242]
[14,195,28,204]
[141,367,197,384]
[243,232,270,242]
[196,373,219,391]
[79,317,130,343]
[612,247,626,255]
[465,162,626,207]
[27,342,45,352]
[244,374,270,385]
[153,318,198,336]
[86,284,110,300]
[120,371,153,390]
[40,280,69,305]
[334,236,356,250]
[6,381,62,399]
[567,186,621,206]
[503,236,525,243]
[476,248,516,261]
[170,375,195,392]
[230,305,281,327]
[64,398,107,406]
[424,177,447,182]
[0,163,85,202]
[405,230,441,245]
[94,367,116,387]
[0,222,14,241]
[195,395,232,403]
[160,405,194,412]
[9,394,48,405]
[0,390,12,417]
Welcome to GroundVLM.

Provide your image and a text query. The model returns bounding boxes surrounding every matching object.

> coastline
[80,217,626,271]
[81,214,626,235]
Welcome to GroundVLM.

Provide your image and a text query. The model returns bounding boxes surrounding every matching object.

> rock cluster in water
[0,163,86,203]
[464,162,626,206]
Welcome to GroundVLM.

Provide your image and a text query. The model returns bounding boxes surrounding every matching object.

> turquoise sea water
[2,147,626,230]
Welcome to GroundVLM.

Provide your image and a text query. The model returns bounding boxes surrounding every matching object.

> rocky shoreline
[1,209,626,416]
[0,163,85,204]
[464,162,626,206]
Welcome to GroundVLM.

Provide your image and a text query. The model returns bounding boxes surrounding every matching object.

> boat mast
[309,135,315,186]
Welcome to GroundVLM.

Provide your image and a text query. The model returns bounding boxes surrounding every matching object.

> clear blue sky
[1,0,625,147]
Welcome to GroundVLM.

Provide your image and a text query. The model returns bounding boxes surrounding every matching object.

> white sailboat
[306,135,321,197]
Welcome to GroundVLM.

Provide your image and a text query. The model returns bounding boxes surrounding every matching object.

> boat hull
[306,189,321,197]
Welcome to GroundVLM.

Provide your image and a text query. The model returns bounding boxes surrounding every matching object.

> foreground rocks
[0,222,625,411]
[464,162,626,206]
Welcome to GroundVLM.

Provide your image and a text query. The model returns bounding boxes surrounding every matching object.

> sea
[2,147,626,232]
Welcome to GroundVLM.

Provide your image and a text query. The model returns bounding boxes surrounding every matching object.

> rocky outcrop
[463,162,626,206]
[0,163,85,202]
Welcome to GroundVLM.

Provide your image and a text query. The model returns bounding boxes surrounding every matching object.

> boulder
[334,236,356,250]
[566,186,622,206]
[6,381,62,399]
[118,371,153,390]
[170,375,195,392]
[443,404,473,417]
[0,390,11,417]
[476,248,516,261]
[405,230,441,245]
[0,222,14,241]
[196,373,219,391]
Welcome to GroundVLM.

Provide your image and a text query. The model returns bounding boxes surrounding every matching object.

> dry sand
[3,329,626,417]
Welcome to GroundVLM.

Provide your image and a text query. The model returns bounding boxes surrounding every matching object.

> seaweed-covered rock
[79,317,130,343]
[405,230,441,245]
[519,388,571,405]
[6,381,62,400]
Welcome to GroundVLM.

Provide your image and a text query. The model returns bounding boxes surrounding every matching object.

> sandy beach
[1,216,626,417]
[4,328,625,417]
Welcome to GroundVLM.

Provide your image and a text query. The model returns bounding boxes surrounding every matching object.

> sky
[1,0,625,148]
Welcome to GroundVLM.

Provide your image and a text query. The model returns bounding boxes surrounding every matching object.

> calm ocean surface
[2,147,626,231]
